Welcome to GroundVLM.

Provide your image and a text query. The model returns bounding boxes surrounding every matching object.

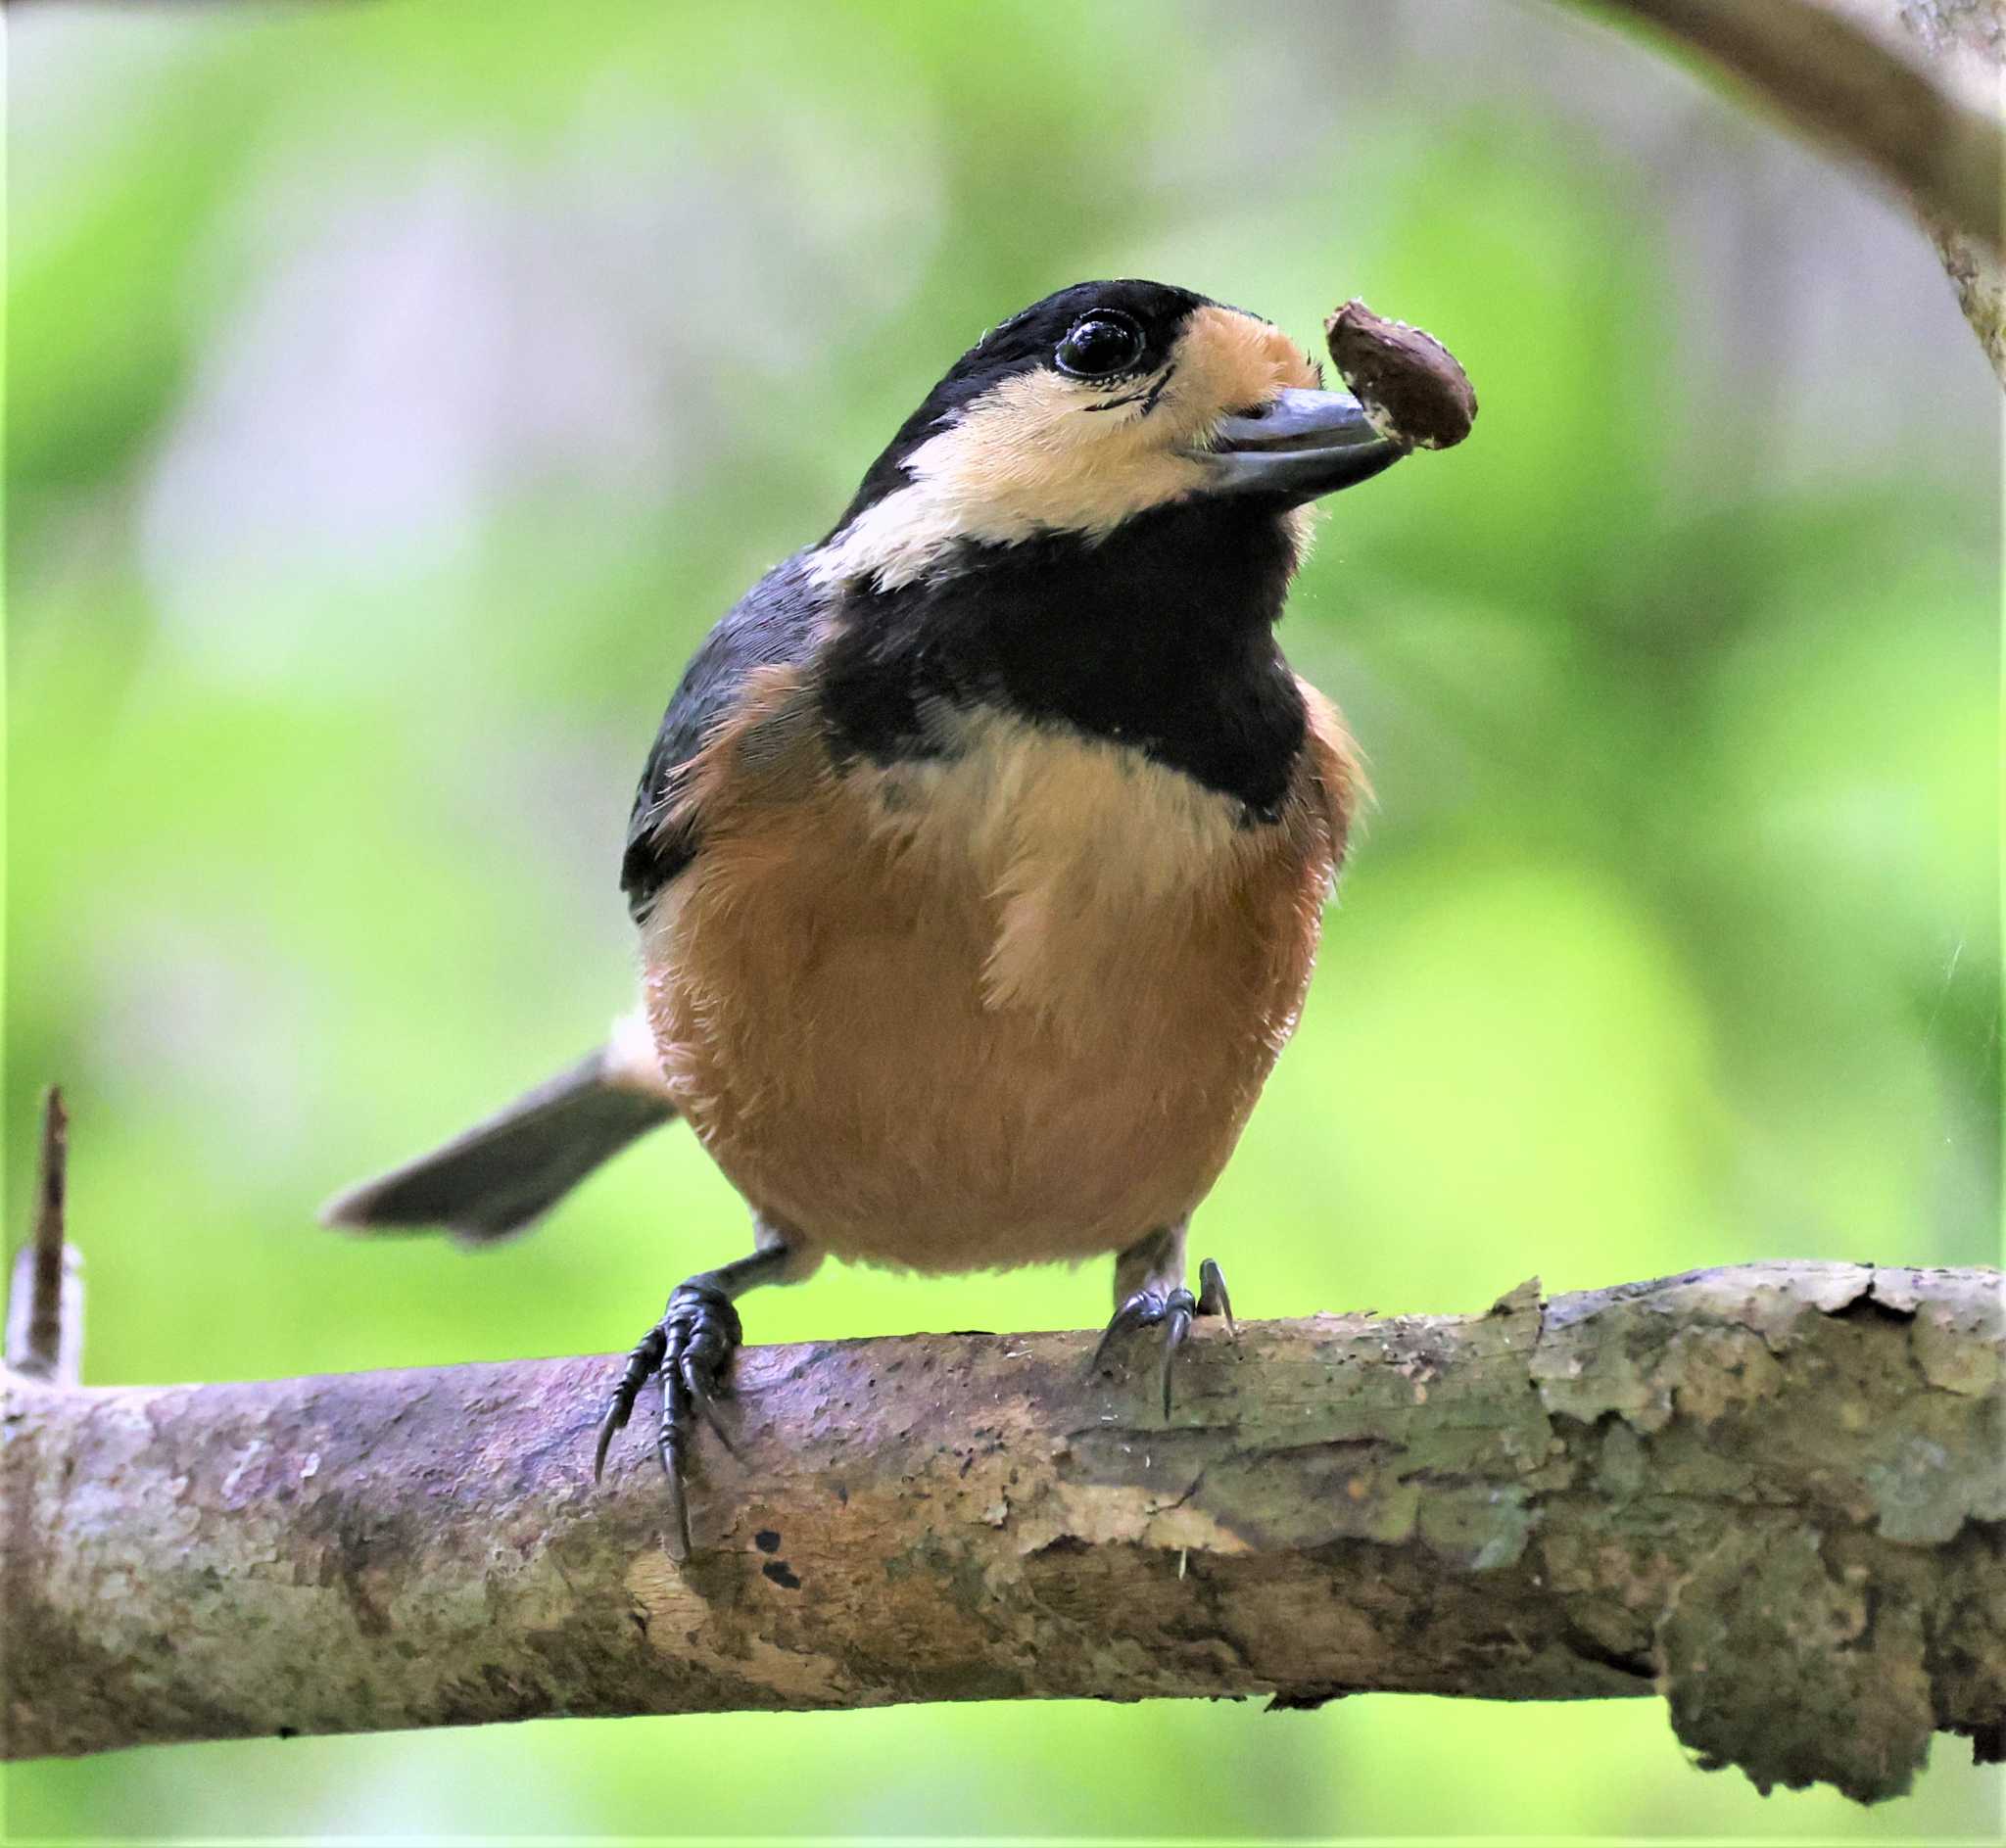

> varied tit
[324,278,1407,1557]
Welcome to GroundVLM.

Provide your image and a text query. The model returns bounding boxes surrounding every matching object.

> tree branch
[3,1261,1999,1801]
[1584,0,2006,381]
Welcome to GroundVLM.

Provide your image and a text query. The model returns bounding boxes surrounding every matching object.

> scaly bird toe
[1092,1258,1235,1418]
[594,1278,744,1561]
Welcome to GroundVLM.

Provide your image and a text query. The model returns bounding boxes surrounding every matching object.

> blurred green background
[7,0,2000,1839]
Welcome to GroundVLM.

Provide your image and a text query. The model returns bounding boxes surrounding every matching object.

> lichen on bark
[2,1261,1999,1805]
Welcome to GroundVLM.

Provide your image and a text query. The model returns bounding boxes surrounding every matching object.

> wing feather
[622,550,828,919]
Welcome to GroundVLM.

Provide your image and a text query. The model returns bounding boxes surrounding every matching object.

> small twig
[29,1087,69,1366]
[7,1086,81,1385]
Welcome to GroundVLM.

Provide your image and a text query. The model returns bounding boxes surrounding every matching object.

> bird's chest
[858,712,1260,1011]
[643,713,1329,1263]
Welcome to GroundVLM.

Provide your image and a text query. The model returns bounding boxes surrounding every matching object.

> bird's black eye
[1055,311,1146,380]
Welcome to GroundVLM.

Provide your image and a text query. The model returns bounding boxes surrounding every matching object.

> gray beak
[1195,388,1405,503]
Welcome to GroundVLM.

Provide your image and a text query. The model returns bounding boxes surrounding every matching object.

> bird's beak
[1194,388,1405,503]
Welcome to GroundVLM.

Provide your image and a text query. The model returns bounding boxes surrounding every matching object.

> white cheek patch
[810,305,1323,594]
[809,472,982,595]
[809,372,1213,593]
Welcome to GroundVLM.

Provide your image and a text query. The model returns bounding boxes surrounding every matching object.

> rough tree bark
[3,1261,2001,1803]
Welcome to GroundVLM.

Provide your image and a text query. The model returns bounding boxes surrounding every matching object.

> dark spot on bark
[1830,1286,1916,1327]
[1266,1684,1357,1712]
[1838,1582,1883,1651]
[1561,1625,1655,1682]
[296,1496,413,1637]
[754,1529,782,1553]
[762,1559,802,1589]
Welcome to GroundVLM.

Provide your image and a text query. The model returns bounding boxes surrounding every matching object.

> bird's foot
[594,1277,742,1559]
[1091,1257,1236,1417]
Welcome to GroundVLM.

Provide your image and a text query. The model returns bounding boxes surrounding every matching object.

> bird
[323,278,1408,1557]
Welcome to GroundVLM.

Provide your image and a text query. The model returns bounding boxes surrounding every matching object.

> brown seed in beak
[1324,300,1477,450]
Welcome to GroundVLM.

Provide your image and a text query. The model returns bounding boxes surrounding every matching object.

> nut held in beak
[1324,300,1477,451]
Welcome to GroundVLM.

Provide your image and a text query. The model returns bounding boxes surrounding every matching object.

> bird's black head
[816,279,1402,593]
[813,280,1407,819]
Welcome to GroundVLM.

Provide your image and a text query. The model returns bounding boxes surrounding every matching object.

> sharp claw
[592,1286,744,1558]
[661,1372,701,1556]
[592,1323,668,1486]
[657,1386,694,1560]
[696,1390,741,1456]
[1097,1270,1224,1418]
[1091,1291,1158,1372]
[588,1279,749,1555]
[1160,1292,1195,1418]
[660,1443,693,1562]
[593,1408,622,1484]
[669,1345,740,1455]
[1197,1258,1237,1337]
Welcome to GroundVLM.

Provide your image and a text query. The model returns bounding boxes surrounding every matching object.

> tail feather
[321,1047,676,1244]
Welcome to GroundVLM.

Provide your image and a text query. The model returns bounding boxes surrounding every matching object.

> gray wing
[621,549,826,921]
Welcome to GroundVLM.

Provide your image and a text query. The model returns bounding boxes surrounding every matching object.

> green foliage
[7,0,1997,1837]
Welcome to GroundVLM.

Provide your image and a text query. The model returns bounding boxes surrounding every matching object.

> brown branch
[1602,0,2003,254]
[1585,0,2006,381]
[2,1261,1999,1802]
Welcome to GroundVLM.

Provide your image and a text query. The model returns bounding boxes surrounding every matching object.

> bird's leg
[1092,1220,1236,1417]
[592,1221,798,1560]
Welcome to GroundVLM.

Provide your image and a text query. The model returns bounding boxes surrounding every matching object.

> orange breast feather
[640,668,1359,1271]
